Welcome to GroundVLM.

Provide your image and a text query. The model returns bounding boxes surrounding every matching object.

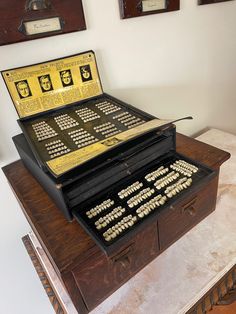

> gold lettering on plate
[24,17,61,35]
[142,0,167,12]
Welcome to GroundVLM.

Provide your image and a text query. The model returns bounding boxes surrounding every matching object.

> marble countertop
[90,129,236,314]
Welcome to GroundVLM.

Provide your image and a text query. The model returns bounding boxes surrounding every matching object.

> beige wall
[0,0,236,165]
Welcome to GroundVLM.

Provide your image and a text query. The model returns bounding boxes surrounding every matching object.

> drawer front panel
[73,223,159,310]
[158,175,218,251]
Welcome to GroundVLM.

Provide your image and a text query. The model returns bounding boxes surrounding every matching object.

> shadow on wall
[106,85,236,137]
[106,84,214,136]
[0,126,18,162]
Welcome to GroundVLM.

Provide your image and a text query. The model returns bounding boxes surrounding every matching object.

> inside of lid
[1,51,103,118]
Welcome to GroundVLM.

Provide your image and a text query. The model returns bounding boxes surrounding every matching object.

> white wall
[0,2,235,313]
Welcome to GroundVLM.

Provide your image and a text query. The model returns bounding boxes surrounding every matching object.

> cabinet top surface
[2,132,230,272]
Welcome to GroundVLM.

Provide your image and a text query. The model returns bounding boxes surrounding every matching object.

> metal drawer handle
[185,206,196,216]
[116,255,131,268]
[182,197,197,216]
[26,0,51,11]
[111,244,134,268]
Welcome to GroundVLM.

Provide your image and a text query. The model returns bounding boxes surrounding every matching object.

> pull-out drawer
[158,174,218,251]
[72,223,159,310]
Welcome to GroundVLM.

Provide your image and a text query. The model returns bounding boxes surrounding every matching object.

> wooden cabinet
[2,133,230,313]
[158,174,218,251]
[73,223,158,310]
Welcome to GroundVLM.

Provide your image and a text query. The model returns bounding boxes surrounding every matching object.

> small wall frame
[119,0,180,19]
[0,0,86,46]
[199,0,234,5]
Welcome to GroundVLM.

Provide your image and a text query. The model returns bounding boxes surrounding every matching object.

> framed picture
[199,0,234,5]
[119,0,180,19]
[0,0,86,46]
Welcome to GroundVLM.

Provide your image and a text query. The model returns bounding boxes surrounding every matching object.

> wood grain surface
[22,235,65,314]
[199,0,233,5]
[119,0,180,19]
[2,133,230,313]
[0,0,86,45]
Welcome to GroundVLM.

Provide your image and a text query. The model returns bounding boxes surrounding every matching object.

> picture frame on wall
[119,0,180,19]
[0,0,86,46]
[198,0,234,5]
